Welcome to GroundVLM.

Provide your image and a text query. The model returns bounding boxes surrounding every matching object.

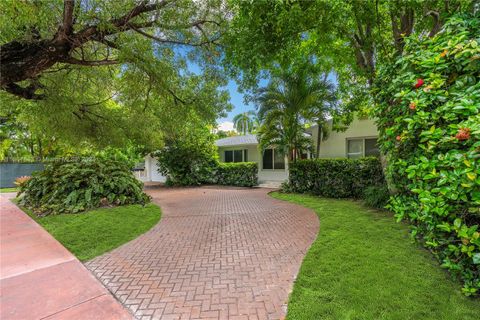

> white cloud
[217,121,234,132]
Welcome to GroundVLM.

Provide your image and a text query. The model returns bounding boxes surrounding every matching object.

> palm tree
[233,111,257,135]
[256,65,336,163]
[303,74,337,157]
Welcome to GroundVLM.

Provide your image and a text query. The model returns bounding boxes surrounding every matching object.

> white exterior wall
[217,145,289,184]
[312,118,378,158]
[136,155,166,183]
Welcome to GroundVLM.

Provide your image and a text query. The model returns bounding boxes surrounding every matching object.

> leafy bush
[363,185,390,209]
[19,158,150,215]
[215,162,258,187]
[154,132,218,186]
[374,14,480,295]
[286,157,385,198]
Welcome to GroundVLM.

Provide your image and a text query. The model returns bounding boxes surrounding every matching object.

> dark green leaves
[286,157,385,198]
[19,157,150,215]
[374,13,480,296]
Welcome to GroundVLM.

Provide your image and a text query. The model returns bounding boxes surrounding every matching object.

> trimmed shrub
[19,158,150,215]
[215,162,258,187]
[287,157,385,198]
[363,185,390,209]
[373,13,480,295]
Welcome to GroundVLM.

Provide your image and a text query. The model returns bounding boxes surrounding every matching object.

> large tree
[1,0,226,99]
[0,0,231,149]
[225,0,474,114]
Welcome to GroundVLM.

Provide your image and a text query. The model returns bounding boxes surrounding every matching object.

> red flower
[409,102,416,110]
[396,135,402,141]
[455,128,471,141]
[414,79,424,89]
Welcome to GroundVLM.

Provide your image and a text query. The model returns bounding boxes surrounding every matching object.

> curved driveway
[86,186,319,320]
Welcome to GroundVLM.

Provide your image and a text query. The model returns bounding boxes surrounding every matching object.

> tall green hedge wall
[374,14,480,295]
[287,157,385,198]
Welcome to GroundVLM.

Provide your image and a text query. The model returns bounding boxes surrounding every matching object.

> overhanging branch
[4,82,45,100]
[129,24,219,47]
[60,56,119,66]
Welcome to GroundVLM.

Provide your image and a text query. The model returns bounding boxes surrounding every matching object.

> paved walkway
[86,187,319,320]
[0,193,132,320]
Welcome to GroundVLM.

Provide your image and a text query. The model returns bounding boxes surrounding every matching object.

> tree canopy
[0,0,232,150]
[225,0,476,114]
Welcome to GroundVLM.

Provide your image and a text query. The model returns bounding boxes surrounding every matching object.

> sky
[173,48,253,131]
[216,80,254,131]
[175,47,337,132]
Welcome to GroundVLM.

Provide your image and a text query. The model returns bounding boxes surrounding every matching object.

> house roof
[215,134,258,147]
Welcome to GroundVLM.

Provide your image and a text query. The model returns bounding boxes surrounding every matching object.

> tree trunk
[37,138,43,160]
[316,123,322,158]
[1,40,70,88]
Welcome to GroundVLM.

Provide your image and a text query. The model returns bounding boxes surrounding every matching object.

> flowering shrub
[374,14,480,295]
[14,175,31,187]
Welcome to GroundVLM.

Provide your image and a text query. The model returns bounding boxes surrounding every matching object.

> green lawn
[271,192,480,320]
[0,187,18,193]
[18,202,161,261]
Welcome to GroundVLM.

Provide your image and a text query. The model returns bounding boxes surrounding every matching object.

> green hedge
[215,162,258,187]
[374,13,480,296]
[19,158,150,215]
[287,158,385,198]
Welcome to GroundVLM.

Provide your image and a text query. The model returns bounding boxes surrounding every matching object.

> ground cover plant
[19,157,150,215]
[374,13,480,295]
[363,184,390,209]
[272,192,480,319]
[18,201,161,261]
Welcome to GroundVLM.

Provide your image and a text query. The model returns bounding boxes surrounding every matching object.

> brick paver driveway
[86,186,319,320]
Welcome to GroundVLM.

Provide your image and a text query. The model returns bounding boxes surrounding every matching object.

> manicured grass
[19,202,161,261]
[271,192,480,320]
[0,187,18,193]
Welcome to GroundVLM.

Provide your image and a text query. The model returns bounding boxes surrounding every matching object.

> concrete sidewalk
[0,193,132,320]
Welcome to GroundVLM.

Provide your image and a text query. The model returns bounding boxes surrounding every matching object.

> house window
[233,150,243,163]
[347,138,380,158]
[262,148,285,170]
[365,138,380,157]
[224,149,248,163]
[225,150,233,162]
[262,149,273,169]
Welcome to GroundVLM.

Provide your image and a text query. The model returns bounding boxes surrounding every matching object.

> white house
[215,117,379,185]
[138,117,379,185]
